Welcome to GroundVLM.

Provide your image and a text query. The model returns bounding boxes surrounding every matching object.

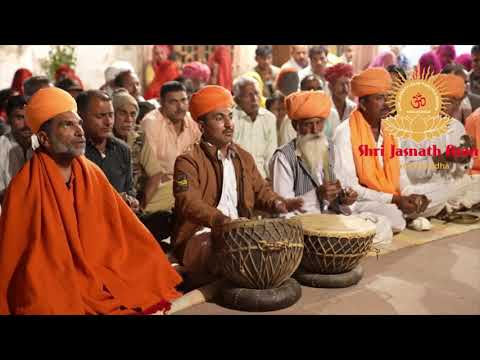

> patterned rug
[369,210,480,256]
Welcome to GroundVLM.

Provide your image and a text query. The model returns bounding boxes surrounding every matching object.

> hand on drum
[339,187,358,206]
[317,180,341,203]
[274,198,305,214]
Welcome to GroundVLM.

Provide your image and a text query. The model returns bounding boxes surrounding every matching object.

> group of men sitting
[1,46,479,314]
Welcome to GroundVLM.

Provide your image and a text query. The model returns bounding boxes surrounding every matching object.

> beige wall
[0,45,257,91]
[0,45,145,90]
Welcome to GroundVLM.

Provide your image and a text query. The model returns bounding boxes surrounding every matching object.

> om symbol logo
[411,93,427,109]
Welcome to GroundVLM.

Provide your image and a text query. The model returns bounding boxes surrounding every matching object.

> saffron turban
[351,67,392,97]
[433,74,465,98]
[183,62,211,83]
[324,63,354,84]
[26,87,77,133]
[285,91,332,121]
[189,85,234,121]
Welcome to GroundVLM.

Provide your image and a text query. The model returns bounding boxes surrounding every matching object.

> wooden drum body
[294,214,375,274]
[213,218,304,289]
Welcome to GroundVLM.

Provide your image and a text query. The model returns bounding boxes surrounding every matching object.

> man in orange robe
[0,87,181,315]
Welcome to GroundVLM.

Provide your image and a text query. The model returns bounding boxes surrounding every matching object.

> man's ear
[36,130,50,148]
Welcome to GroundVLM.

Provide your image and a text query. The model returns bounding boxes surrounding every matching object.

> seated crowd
[1,44,480,314]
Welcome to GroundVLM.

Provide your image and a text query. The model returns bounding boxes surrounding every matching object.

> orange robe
[350,109,401,195]
[465,108,480,174]
[0,152,181,315]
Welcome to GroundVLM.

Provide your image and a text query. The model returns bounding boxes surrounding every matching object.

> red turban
[55,64,84,89]
[324,63,354,84]
[189,85,233,121]
[285,91,332,121]
[11,68,32,96]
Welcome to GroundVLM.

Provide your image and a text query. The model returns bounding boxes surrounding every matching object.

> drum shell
[301,231,374,274]
[213,218,304,289]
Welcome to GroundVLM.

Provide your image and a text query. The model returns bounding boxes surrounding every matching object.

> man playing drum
[172,85,304,285]
[269,90,393,245]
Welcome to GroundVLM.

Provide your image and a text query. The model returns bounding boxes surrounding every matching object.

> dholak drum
[293,214,376,288]
[212,218,304,311]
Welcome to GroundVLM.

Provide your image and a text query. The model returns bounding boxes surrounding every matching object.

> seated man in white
[334,68,443,233]
[400,74,480,214]
[270,90,393,245]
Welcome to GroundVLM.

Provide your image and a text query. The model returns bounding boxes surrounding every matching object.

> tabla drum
[213,218,304,289]
[212,218,304,311]
[293,213,376,275]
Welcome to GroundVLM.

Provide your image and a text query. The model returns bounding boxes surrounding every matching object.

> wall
[0,45,255,90]
[0,45,144,90]
[233,45,257,78]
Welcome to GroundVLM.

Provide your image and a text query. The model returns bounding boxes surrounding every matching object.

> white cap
[104,61,135,82]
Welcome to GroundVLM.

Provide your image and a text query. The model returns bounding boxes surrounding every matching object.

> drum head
[294,214,376,238]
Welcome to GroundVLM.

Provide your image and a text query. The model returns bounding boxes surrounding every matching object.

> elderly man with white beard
[269,91,394,245]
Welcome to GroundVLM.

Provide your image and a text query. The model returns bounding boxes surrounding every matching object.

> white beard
[296,133,329,183]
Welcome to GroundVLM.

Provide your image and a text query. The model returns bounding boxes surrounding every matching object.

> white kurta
[399,118,480,209]
[233,106,277,178]
[336,98,357,122]
[281,58,308,72]
[216,155,239,219]
[333,120,451,232]
[269,145,393,245]
[270,151,331,215]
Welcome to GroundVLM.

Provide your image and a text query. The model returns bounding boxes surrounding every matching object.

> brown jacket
[172,141,283,262]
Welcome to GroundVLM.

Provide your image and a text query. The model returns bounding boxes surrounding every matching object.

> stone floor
[175,229,480,315]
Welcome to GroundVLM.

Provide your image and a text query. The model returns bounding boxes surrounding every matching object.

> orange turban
[189,85,234,121]
[433,74,465,98]
[351,67,392,97]
[285,91,332,121]
[26,87,77,133]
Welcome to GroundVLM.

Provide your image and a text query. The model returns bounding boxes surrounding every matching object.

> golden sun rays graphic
[383,68,453,143]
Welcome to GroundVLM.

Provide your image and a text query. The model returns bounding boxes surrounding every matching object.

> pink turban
[182,62,211,83]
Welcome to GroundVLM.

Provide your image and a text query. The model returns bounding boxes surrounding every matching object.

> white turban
[104,61,135,82]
